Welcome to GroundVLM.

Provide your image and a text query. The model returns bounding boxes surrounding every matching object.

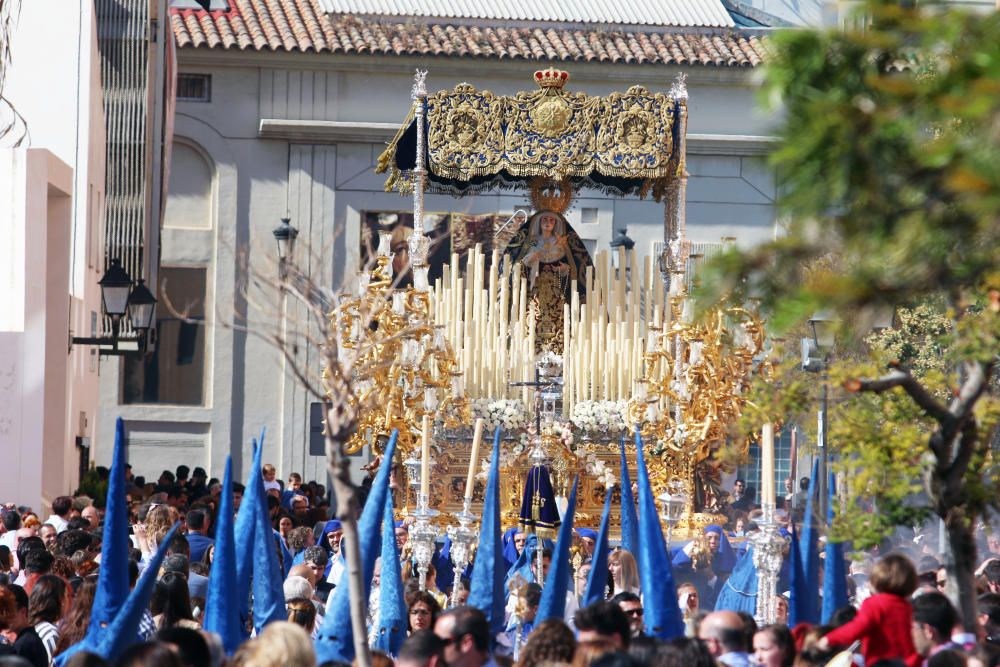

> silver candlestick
[410,494,439,592]
[751,503,786,625]
[446,498,479,606]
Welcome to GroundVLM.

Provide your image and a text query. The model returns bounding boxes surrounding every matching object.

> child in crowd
[819,554,920,667]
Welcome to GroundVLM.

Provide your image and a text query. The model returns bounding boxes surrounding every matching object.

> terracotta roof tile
[170,1,769,67]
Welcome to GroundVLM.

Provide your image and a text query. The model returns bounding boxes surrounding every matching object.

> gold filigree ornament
[426,83,505,180]
[595,86,675,178]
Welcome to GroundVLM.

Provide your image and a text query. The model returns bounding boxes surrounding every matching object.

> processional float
[329,68,785,623]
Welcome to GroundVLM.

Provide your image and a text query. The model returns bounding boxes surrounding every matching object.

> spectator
[408,590,442,633]
[150,572,199,631]
[28,575,67,664]
[698,611,749,667]
[753,625,795,667]
[2,584,48,667]
[285,598,316,635]
[43,500,71,535]
[183,510,213,565]
[575,601,632,649]
[433,606,492,667]
[397,630,446,667]
[610,592,644,639]
[820,554,920,667]
[911,592,960,659]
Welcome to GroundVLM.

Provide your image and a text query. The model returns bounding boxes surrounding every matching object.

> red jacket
[823,592,920,667]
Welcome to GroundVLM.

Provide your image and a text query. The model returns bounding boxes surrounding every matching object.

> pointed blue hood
[249,431,286,632]
[374,491,407,656]
[56,523,181,665]
[583,487,612,606]
[635,429,684,639]
[204,456,242,655]
[619,435,639,557]
[536,476,579,623]
[233,433,263,638]
[714,544,759,614]
[315,430,398,664]
[98,523,181,660]
[791,459,820,625]
[87,418,131,635]
[468,427,506,636]
[821,472,848,623]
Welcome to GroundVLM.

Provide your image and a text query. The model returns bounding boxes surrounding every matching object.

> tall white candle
[421,415,431,499]
[761,422,775,507]
[466,418,484,500]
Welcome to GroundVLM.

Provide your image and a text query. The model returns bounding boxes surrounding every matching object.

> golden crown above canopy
[534,67,569,90]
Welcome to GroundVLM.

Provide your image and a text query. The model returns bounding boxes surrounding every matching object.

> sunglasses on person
[624,608,644,617]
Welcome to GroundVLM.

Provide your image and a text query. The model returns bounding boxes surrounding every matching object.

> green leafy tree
[699,1,1000,630]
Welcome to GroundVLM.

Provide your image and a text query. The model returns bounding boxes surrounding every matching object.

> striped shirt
[34,622,58,666]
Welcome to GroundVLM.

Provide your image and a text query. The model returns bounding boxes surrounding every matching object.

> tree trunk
[324,402,370,667]
[944,506,979,634]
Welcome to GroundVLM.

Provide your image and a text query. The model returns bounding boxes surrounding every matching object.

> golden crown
[533,67,569,90]
[530,176,574,214]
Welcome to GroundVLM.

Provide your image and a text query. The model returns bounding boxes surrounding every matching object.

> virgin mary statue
[503,178,592,352]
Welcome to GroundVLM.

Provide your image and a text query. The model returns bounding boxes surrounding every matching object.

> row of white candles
[429,244,669,407]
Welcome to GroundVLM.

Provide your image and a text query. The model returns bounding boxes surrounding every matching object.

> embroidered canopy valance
[377,68,685,200]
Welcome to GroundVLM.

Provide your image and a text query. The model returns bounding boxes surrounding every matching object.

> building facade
[97,0,783,484]
[0,2,108,510]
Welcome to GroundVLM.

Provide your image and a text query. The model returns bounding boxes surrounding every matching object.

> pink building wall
[0,2,107,512]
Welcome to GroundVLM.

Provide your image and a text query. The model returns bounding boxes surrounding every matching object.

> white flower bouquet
[570,400,628,432]
[473,398,528,433]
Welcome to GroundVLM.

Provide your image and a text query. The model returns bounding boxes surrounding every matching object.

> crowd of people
[1,463,1000,667]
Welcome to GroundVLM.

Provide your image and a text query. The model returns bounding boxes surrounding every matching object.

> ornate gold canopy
[376,68,684,200]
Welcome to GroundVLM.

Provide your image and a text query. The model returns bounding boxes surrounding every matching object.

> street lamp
[272,217,299,279]
[71,259,158,356]
[802,310,835,519]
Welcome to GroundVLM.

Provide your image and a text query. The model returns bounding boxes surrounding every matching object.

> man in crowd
[1,583,48,667]
[912,592,960,659]
[611,592,644,638]
[434,606,496,667]
[398,630,446,667]
[699,610,750,667]
[185,509,213,563]
[44,497,72,534]
[574,601,631,649]
[37,524,57,550]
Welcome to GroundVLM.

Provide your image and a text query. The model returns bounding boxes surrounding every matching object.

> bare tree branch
[844,368,952,421]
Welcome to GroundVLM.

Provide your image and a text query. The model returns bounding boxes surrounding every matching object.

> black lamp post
[802,310,834,519]
[72,259,157,356]
[272,217,299,280]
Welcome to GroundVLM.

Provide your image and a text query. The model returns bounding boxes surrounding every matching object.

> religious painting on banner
[360,211,508,286]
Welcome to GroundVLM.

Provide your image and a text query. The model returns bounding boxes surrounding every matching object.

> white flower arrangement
[473,399,528,433]
[582,453,616,488]
[570,400,628,432]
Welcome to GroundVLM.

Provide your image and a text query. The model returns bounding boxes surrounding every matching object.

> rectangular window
[177,73,211,102]
[735,426,795,506]
[121,267,207,405]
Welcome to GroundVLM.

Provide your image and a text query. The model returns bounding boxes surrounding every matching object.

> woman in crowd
[28,574,68,665]
[406,590,441,634]
[754,625,796,667]
[150,572,199,630]
[286,597,317,636]
[609,550,640,597]
[518,618,577,667]
[53,576,95,657]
